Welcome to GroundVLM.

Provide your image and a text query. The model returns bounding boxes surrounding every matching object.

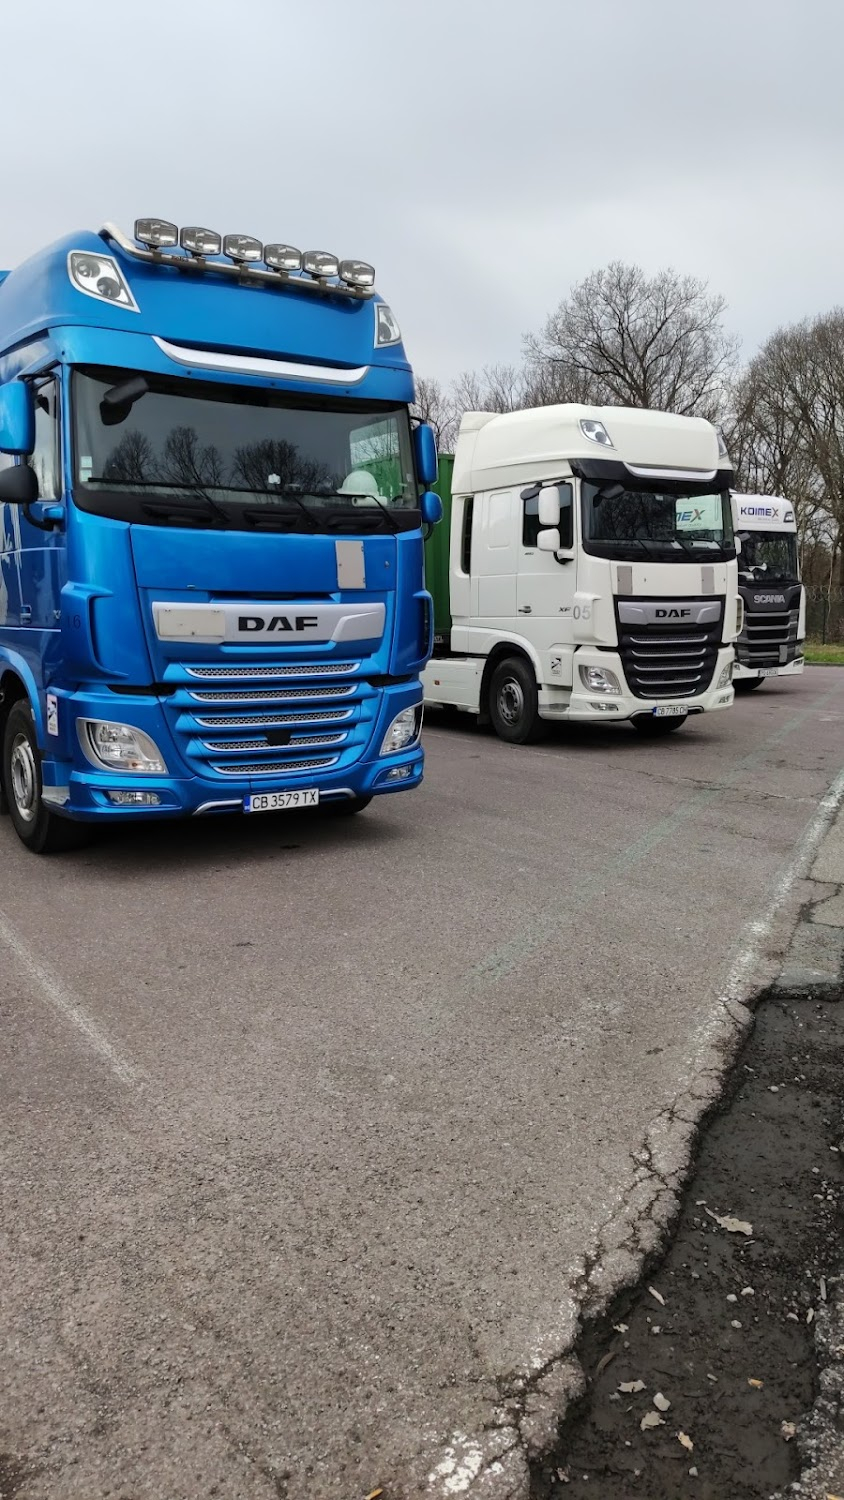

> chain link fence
[804,586,844,642]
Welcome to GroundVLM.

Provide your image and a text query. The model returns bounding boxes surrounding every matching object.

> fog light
[380,705,422,755]
[107,790,162,806]
[590,701,619,712]
[717,661,733,689]
[579,664,621,695]
[385,765,412,781]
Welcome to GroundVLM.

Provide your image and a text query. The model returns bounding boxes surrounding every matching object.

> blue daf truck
[0,219,441,851]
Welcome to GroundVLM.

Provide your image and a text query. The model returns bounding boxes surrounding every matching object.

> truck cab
[423,403,739,742]
[732,493,805,690]
[0,220,440,851]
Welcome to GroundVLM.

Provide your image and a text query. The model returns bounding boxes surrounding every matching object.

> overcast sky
[4,0,842,386]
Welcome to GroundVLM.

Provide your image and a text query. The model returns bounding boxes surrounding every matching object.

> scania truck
[422,403,739,741]
[732,493,805,690]
[0,218,441,851]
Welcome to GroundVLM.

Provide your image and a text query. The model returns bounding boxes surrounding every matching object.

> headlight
[376,304,401,346]
[264,243,302,272]
[223,234,263,264]
[717,661,734,689]
[580,418,613,448]
[180,226,222,257]
[578,664,621,695]
[68,252,138,311]
[302,250,339,279]
[340,259,375,289]
[79,719,168,774]
[380,705,422,755]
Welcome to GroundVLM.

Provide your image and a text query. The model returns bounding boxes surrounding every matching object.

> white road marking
[0,908,143,1087]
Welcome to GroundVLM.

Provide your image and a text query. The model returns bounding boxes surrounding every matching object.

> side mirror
[0,381,35,455]
[0,465,39,505]
[420,489,443,527]
[413,423,438,487]
[537,527,560,552]
[539,486,561,527]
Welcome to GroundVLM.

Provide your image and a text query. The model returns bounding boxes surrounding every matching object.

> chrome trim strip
[154,336,370,386]
[41,785,69,807]
[193,799,243,815]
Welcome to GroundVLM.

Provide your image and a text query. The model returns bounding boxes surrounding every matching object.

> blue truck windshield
[72,368,419,533]
[582,482,735,562]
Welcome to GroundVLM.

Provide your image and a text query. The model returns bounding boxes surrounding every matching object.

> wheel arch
[479,640,541,725]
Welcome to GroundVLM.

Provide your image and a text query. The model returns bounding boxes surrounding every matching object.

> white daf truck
[732,493,805,690]
[422,403,740,741]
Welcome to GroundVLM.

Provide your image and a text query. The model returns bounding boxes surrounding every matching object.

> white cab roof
[732,493,797,532]
[452,403,727,495]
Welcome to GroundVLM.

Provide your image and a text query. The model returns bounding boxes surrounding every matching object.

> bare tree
[733,310,844,587]
[412,377,459,454]
[524,262,739,418]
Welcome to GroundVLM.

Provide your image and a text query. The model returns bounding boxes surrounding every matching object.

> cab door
[516,482,576,680]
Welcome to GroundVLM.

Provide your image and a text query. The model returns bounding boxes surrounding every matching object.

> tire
[3,701,88,853]
[631,712,688,737]
[324,796,372,817]
[734,677,765,692]
[487,656,545,744]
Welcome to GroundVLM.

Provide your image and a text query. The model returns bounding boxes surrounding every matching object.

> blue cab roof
[0,229,413,404]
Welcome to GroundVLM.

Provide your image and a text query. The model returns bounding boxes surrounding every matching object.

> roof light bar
[180,226,222,258]
[223,234,263,265]
[302,250,339,280]
[263,243,302,272]
[104,221,375,300]
[134,218,178,249]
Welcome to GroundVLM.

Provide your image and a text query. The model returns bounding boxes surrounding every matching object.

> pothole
[531,986,844,1500]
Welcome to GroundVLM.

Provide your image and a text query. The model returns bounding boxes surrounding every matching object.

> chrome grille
[189,685,356,703]
[165,658,372,780]
[187,662,358,680]
[216,757,339,776]
[617,600,723,700]
[195,708,353,727]
[200,734,346,752]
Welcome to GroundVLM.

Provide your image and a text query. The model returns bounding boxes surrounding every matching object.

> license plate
[653,705,687,717]
[244,789,320,813]
[760,668,780,677]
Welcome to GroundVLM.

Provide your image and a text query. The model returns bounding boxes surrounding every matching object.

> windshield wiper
[321,490,401,533]
[87,477,233,528]
[241,499,319,531]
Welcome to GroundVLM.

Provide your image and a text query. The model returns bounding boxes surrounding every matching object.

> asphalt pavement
[4,671,844,1500]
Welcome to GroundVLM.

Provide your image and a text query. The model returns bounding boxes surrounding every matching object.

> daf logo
[238,615,319,633]
[655,607,692,619]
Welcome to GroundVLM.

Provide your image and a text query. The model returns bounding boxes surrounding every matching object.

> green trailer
[424,453,453,644]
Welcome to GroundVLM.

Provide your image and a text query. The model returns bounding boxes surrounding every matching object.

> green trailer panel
[423,454,453,643]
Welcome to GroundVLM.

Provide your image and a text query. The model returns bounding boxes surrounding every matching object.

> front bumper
[40,682,425,821]
[733,655,805,681]
[540,647,736,723]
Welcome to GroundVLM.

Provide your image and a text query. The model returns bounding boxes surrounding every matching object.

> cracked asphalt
[4,671,844,1499]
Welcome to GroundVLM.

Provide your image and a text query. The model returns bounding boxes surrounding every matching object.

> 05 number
[572,604,591,621]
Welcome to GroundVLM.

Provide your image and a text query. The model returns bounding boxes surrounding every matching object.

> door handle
[21,605,32,624]
[518,605,532,614]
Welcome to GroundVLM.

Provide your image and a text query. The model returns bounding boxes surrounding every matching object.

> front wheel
[631,712,688,737]
[3,702,88,853]
[488,656,545,744]
[734,677,765,692]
